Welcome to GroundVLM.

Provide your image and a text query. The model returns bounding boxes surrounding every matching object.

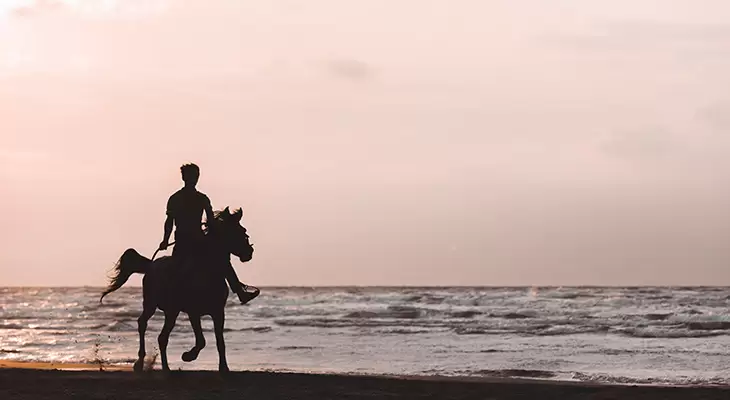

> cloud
[600,127,677,163]
[0,148,50,163]
[696,102,730,131]
[602,20,730,43]
[7,0,63,18]
[326,58,375,82]
[4,0,167,20]
[599,121,730,180]
[546,19,730,59]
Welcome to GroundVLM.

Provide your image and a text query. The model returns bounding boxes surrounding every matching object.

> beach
[0,361,729,400]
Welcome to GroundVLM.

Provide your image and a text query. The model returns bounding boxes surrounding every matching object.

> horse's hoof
[219,365,230,374]
[182,351,198,362]
[133,359,144,373]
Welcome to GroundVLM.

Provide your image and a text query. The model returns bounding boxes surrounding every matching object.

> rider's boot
[233,282,260,305]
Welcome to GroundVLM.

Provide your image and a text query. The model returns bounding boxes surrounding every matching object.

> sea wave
[571,372,730,386]
[106,320,136,332]
[343,306,429,319]
[614,328,728,338]
[493,312,536,319]
[0,323,25,330]
[644,313,673,321]
[223,326,273,333]
[685,321,730,330]
[448,310,482,319]
[277,346,320,351]
[373,328,433,335]
[471,369,557,379]
[253,307,340,318]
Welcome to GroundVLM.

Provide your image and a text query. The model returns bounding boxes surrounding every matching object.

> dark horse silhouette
[100,207,254,373]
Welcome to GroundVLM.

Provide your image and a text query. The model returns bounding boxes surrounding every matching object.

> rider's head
[180,163,200,187]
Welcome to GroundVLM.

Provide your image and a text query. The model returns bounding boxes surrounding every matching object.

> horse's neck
[203,236,231,261]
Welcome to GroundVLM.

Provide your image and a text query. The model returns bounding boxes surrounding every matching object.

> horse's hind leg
[158,310,179,372]
[212,310,229,373]
[182,313,205,362]
[134,304,155,373]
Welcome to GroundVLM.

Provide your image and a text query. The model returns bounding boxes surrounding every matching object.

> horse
[100,207,254,373]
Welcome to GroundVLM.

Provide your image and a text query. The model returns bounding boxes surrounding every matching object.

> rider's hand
[158,241,168,251]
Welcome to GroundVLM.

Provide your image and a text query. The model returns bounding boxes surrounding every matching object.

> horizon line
[2,285,729,289]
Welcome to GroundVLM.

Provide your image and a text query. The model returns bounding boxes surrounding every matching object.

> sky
[3,0,730,286]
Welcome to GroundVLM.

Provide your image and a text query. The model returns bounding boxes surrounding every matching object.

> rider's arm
[162,215,173,245]
[203,195,214,227]
[161,196,175,248]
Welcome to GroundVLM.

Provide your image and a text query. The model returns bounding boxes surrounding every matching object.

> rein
[151,241,176,262]
[151,221,214,262]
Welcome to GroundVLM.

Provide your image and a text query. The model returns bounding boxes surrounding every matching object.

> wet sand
[0,360,131,371]
[0,361,729,399]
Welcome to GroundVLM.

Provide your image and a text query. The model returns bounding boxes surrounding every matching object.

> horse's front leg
[134,305,155,373]
[182,313,206,362]
[158,310,180,372]
[212,310,229,373]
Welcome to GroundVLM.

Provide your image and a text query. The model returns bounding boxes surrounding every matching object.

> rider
[159,163,257,305]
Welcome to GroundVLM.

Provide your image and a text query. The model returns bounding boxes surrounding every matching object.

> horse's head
[209,207,254,263]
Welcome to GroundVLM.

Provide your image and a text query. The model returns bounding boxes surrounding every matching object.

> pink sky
[3,1,730,286]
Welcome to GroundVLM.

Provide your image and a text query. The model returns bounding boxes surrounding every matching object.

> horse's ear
[233,208,243,222]
[222,206,230,217]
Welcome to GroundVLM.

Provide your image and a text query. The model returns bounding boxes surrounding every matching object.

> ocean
[1,286,730,385]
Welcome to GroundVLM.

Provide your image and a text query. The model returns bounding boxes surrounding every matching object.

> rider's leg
[224,260,243,292]
[224,260,259,305]
[171,240,188,269]
[171,240,196,289]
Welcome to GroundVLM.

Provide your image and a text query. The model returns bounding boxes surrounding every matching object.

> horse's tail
[100,248,150,303]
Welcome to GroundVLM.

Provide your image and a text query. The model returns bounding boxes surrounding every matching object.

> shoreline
[1,360,727,387]
[0,360,132,371]
[1,361,729,399]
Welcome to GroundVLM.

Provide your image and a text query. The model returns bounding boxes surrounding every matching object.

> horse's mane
[213,207,242,221]
[204,207,243,234]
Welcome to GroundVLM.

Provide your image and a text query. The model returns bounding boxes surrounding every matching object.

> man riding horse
[159,163,258,304]
[100,163,256,372]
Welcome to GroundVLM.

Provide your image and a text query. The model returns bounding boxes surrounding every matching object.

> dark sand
[1,362,729,399]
